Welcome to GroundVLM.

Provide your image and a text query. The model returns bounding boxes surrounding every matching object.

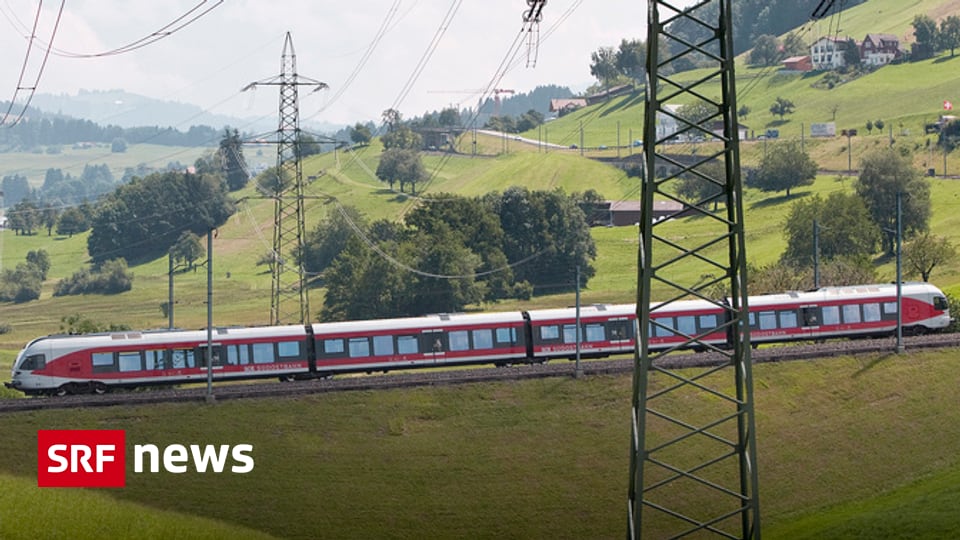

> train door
[799,305,821,340]
[608,318,633,353]
[421,330,446,364]
[197,344,225,371]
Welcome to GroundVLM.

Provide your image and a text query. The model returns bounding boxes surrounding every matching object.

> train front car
[6,325,314,396]
[6,336,53,395]
[746,282,951,344]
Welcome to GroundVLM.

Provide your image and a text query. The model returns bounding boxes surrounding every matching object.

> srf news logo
[37,430,254,488]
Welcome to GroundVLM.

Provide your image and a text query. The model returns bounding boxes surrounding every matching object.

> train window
[801,307,819,327]
[748,312,756,327]
[883,302,898,315]
[759,311,777,330]
[278,341,301,358]
[562,324,578,343]
[496,327,518,345]
[92,352,114,373]
[118,352,142,372]
[145,350,166,370]
[822,306,840,325]
[842,304,861,324]
[20,354,45,370]
[863,303,881,322]
[323,339,345,355]
[540,325,560,341]
[397,335,419,354]
[609,320,631,341]
[372,335,394,356]
[449,331,470,351]
[472,329,493,349]
[585,323,605,342]
[252,343,275,364]
[779,311,798,329]
[699,314,718,329]
[676,316,696,337]
[348,338,370,358]
[227,345,250,365]
[934,296,949,311]
[654,317,676,337]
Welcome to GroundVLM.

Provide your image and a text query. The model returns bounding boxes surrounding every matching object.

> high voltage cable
[2,0,64,127]
[0,0,224,58]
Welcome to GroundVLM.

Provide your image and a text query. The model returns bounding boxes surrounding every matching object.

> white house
[810,37,850,70]
[860,33,900,66]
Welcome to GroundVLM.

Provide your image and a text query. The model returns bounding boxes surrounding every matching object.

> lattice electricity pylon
[243,32,327,325]
[627,1,760,539]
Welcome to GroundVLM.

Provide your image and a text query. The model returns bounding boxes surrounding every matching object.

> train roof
[749,282,942,307]
[311,310,528,336]
[31,324,310,348]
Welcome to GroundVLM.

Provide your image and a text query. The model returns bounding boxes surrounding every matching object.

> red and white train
[6,282,951,396]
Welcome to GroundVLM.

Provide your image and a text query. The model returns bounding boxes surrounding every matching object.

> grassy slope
[1,350,959,538]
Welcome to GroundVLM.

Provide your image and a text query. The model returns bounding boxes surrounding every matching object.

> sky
[0,0,671,129]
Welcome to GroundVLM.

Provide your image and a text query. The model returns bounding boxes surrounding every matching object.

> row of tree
[0,107,223,151]
[302,187,598,321]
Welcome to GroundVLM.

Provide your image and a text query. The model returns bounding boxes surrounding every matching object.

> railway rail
[2,333,957,414]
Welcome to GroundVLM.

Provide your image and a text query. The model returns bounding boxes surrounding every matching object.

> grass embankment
[1,350,959,538]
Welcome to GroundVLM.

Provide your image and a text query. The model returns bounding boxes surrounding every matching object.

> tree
[855,148,931,253]
[676,160,725,209]
[87,171,235,262]
[780,192,880,267]
[866,120,874,134]
[940,15,960,57]
[842,38,861,69]
[491,187,596,294]
[437,107,461,127]
[769,97,795,120]
[381,125,422,151]
[349,122,372,146]
[111,137,127,153]
[589,46,619,89]
[302,206,367,276]
[912,14,939,60]
[615,38,646,82]
[781,31,807,58]
[375,148,426,194]
[170,231,206,271]
[875,119,885,132]
[748,34,781,66]
[903,232,956,282]
[737,105,750,121]
[677,101,716,134]
[25,249,51,280]
[516,109,545,133]
[56,207,90,237]
[2,174,31,205]
[218,128,248,191]
[8,199,40,235]
[746,140,816,197]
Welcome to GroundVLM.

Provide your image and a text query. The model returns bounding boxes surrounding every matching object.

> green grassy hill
[1,349,959,538]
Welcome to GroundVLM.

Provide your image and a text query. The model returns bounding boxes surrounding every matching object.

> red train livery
[6,282,951,396]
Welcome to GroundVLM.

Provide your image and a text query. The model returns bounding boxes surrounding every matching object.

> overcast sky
[0,1,679,129]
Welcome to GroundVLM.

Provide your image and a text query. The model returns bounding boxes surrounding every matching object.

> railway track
[2,333,958,414]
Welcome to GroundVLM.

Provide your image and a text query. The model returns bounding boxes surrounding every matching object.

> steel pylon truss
[246,32,327,325]
[627,1,760,538]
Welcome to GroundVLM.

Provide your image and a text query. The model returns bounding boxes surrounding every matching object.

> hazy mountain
[29,89,342,134]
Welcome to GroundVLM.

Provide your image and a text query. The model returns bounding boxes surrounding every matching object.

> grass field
[1,349,959,538]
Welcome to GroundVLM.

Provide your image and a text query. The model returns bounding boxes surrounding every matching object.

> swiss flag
[945,100,954,111]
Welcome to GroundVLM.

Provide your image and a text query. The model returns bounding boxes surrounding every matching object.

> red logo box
[37,430,126,488]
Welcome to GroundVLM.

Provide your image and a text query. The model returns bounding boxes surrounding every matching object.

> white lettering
[134,444,160,473]
[163,444,188,474]
[73,445,93,473]
[47,444,69,473]
[190,445,230,473]
[231,444,255,473]
[95,445,115,472]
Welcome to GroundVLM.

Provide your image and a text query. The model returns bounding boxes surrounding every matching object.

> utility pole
[813,219,820,289]
[628,2,759,538]
[243,32,327,325]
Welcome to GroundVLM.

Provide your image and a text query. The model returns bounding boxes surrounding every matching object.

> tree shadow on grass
[748,190,812,210]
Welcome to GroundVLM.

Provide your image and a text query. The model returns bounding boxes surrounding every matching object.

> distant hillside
[28,89,342,134]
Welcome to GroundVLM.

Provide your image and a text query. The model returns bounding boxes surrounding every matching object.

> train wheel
[92,382,108,395]
[55,384,75,396]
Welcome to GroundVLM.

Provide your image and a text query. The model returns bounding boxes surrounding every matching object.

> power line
[1,0,64,127]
